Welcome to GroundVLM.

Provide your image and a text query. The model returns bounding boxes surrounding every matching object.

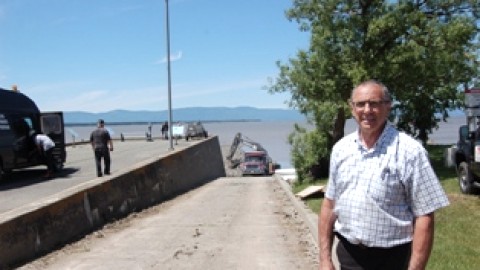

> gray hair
[351,80,392,102]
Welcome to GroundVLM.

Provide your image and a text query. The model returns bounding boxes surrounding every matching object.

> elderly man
[319,80,449,270]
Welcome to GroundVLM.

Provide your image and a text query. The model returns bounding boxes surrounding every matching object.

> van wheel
[458,162,476,194]
[0,164,9,182]
[53,160,64,172]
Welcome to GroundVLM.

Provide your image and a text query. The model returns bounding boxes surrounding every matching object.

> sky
[0,0,310,113]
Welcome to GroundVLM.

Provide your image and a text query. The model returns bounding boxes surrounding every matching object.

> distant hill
[63,107,306,124]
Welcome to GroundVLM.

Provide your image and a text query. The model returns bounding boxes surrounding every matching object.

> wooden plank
[295,185,325,199]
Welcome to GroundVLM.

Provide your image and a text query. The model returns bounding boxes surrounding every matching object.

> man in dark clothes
[161,121,169,140]
[90,119,113,177]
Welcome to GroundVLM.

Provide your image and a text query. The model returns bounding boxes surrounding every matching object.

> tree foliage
[268,0,479,182]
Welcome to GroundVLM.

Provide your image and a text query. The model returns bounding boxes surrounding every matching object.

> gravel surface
[17,146,320,270]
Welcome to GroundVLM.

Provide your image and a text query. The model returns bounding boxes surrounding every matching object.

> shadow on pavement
[0,167,80,191]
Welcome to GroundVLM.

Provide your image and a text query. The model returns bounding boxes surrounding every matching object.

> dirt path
[19,176,319,270]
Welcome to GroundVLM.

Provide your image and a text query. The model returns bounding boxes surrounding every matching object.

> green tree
[268,0,479,182]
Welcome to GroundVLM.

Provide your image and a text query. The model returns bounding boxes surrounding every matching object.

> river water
[66,116,463,169]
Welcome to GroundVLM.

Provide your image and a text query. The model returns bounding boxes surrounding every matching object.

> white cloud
[27,81,89,95]
[43,86,167,113]
[172,79,264,99]
[73,90,108,102]
[156,51,183,64]
[25,75,289,113]
[44,90,109,112]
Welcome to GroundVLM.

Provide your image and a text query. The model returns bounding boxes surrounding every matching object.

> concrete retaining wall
[0,136,226,268]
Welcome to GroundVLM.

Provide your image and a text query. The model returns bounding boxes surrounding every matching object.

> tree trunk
[311,108,347,179]
[332,108,346,147]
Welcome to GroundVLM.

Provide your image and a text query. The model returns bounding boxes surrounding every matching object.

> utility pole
[165,0,174,150]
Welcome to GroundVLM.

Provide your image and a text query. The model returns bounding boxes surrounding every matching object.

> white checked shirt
[325,123,449,248]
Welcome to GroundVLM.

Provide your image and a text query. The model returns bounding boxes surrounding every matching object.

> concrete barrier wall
[0,136,226,268]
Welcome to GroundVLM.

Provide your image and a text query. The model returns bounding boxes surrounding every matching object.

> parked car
[171,122,208,141]
[185,122,208,141]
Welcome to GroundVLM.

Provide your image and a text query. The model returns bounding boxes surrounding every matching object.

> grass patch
[292,178,328,214]
[293,144,480,269]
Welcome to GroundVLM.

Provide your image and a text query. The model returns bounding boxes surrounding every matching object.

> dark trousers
[44,148,55,172]
[94,148,110,175]
[336,233,411,270]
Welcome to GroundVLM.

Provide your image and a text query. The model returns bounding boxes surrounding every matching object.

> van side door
[40,112,66,170]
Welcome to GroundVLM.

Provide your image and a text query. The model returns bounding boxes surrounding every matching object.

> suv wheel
[458,162,476,194]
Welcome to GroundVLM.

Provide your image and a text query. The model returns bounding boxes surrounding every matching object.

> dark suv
[455,124,480,194]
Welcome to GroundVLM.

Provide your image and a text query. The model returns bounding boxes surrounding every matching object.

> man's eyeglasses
[350,100,390,109]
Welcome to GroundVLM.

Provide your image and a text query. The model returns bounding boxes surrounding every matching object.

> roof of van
[0,88,40,114]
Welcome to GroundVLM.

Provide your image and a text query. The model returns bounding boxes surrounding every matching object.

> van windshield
[245,155,264,162]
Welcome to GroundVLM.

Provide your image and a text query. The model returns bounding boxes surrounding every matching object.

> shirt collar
[354,122,394,151]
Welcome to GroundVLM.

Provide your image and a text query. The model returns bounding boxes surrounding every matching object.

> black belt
[336,233,369,250]
[335,232,411,251]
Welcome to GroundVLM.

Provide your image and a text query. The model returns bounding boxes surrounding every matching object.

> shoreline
[64,119,263,127]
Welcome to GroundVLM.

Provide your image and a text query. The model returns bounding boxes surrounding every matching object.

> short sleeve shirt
[34,134,55,151]
[90,128,111,150]
[325,123,449,248]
